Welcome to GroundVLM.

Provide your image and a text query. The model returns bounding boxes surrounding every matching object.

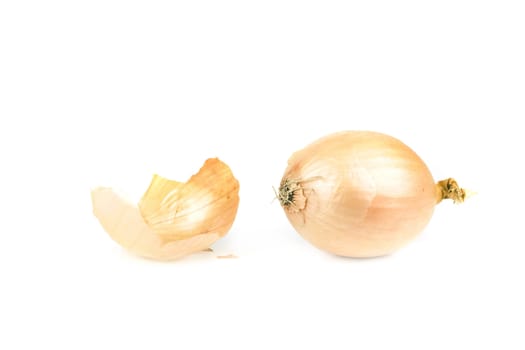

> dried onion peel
[91,158,239,260]
[277,131,466,258]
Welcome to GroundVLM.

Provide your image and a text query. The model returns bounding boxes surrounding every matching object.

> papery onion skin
[278,131,462,258]
[91,187,221,260]
[92,158,239,260]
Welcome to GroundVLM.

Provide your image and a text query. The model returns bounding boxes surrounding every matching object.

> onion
[277,131,465,258]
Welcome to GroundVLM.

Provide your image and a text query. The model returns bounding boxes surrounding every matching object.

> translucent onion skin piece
[91,158,239,261]
[278,131,459,258]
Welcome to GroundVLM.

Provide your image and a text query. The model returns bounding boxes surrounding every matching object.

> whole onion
[277,131,465,258]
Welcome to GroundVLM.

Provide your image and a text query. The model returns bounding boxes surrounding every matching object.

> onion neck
[436,178,466,204]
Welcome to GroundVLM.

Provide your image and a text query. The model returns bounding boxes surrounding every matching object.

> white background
[1,1,524,349]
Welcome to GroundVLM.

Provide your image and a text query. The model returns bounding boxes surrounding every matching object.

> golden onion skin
[279,131,438,258]
[92,158,240,261]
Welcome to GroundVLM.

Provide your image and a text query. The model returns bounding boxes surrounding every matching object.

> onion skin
[92,158,240,261]
[278,131,457,258]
